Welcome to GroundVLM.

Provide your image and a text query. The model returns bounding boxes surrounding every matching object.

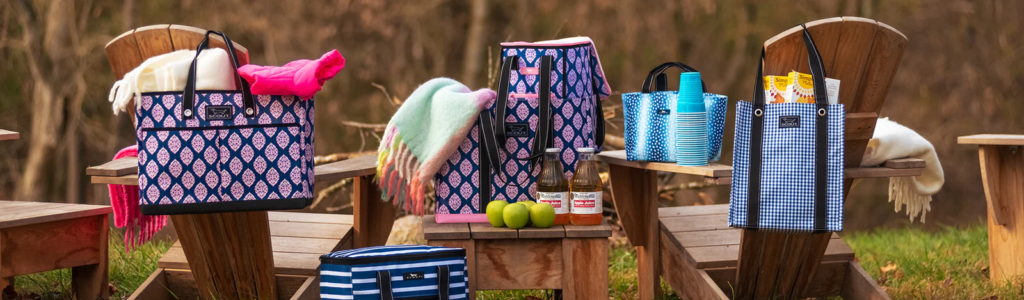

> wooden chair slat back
[735,17,907,300]
[103,24,250,123]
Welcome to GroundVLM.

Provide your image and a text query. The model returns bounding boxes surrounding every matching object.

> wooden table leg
[71,215,110,300]
[171,212,276,300]
[607,165,660,300]
[353,175,397,248]
[562,238,609,300]
[979,145,1024,282]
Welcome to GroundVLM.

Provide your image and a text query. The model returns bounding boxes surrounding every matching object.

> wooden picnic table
[0,200,111,299]
[596,149,924,299]
[423,217,613,300]
[959,134,1024,282]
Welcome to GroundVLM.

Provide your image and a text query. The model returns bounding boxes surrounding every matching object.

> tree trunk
[460,0,488,88]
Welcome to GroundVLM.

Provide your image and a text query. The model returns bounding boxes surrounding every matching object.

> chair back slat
[735,17,907,300]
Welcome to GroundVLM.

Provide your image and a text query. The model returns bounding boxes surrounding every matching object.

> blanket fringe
[889,177,932,223]
[376,132,429,215]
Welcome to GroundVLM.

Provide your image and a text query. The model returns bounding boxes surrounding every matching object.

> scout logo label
[403,272,425,280]
[505,123,530,138]
[206,105,234,120]
[521,67,540,75]
[656,109,671,115]
[779,115,801,128]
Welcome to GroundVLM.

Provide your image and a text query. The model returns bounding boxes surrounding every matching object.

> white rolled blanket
[860,117,944,222]
[108,48,236,115]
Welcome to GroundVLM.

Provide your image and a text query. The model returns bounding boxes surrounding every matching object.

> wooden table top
[0,201,112,229]
[423,216,612,240]
[87,154,378,185]
[958,134,1024,146]
[0,129,18,141]
[158,211,353,276]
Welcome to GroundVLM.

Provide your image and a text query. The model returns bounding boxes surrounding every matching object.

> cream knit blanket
[860,117,944,222]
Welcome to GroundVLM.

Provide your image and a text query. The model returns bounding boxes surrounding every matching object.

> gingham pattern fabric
[434,41,609,214]
[135,92,314,213]
[623,91,676,162]
[320,245,468,300]
[728,101,845,232]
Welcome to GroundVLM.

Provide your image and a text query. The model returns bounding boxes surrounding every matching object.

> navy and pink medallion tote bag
[135,31,315,215]
[433,37,611,223]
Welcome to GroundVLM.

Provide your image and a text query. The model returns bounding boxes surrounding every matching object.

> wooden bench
[422,217,612,300]
[129,211,353,300]
[959,134,1024,282]
[0,200,112,299]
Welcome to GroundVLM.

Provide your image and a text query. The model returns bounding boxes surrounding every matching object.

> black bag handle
[376,270,394,300]
[747,24,831,232]
[182,30,255,120]
[640,62,708,93]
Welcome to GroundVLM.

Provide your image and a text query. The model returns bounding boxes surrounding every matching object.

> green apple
[502,203,530,229]
[529,203,556,228]
[486,200,509,227]
[518,201,536,225]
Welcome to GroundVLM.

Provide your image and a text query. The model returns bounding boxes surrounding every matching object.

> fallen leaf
[108,283,119,295]
[943,277,953,287]
[880,261,898,273]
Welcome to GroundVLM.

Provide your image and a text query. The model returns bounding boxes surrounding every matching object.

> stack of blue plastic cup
[676,72,708,166]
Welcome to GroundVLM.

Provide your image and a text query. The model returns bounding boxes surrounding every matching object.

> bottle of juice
[537,148,570,225]
[570,147,603,225]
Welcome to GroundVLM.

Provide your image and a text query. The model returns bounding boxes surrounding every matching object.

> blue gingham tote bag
[728,25,845,232]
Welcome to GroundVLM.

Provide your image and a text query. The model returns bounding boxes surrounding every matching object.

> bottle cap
[546,148,560,153]
[578,147,595,153]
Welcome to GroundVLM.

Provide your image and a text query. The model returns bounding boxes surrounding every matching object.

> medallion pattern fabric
[135,92,314,214]
[728,101,845,232]
[434,39,610,218]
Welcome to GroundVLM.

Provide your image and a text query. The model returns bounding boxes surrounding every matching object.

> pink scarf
[108,145,167,251]
[237,50,346,100]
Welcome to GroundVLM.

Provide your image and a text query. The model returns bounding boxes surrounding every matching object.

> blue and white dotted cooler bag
[728,25,845,233]
[320,245,468,300]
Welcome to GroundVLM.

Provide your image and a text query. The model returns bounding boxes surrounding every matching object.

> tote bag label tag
[779,115,801,128]
[206,105,234,120]
[402,271,425,280]
[505,123,530,138]
[656,109,671,115]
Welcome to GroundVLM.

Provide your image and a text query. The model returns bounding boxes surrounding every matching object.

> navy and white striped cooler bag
[433,37,611,223]
[320,246,468,300]
[135,31,314,215]
[728,25,845,233]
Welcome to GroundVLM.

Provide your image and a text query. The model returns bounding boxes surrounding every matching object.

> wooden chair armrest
[958,134,1024,146]
[86,157,137,176]
[0,129,18,141]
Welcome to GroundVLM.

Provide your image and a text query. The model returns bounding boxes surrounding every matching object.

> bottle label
[571,192,603,214]
[537,192,569,214]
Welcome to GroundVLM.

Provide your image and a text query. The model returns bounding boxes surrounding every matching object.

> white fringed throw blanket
[860,118,944,222]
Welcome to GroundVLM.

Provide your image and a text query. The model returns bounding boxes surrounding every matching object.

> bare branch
[339,120,388,131]
[312,178,351,209]
[372,82,403,107]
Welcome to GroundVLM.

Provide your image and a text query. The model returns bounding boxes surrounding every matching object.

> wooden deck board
[158,212,353,276]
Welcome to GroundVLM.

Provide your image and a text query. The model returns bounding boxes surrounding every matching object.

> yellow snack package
[784,71,840,104]
[762,76,789,104]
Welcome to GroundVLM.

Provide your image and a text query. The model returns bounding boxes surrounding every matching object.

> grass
[8,223,1024,299]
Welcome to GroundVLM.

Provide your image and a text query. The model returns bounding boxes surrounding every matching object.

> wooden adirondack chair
[637,17,907,299]
[97,24,395,300]
[669,17,906,300]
